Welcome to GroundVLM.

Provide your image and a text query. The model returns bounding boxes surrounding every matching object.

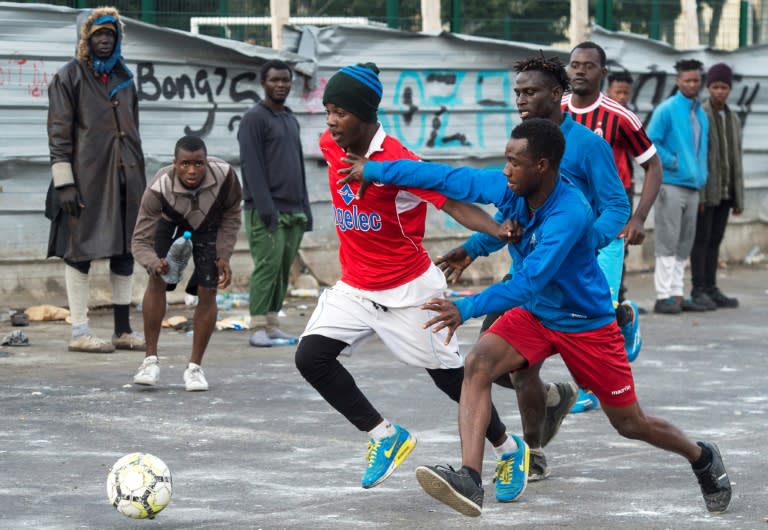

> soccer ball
[106,452,173,519]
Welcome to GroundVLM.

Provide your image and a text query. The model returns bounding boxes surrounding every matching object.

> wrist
[363,161,384,183]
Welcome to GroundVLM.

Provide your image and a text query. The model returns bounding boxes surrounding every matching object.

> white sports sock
[65,264,90,331]
[493,434,519,457]
[368,419,396,440]
[110,272,133,305]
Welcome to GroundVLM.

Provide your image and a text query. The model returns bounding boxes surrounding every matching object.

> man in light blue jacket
[647,59,709,314]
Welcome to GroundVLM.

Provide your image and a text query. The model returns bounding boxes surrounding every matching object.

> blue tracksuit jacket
[463,114,628,261]
[646,90,708,189]
[363,159,617,332]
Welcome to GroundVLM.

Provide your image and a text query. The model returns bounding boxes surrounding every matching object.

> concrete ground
[1,264,767,529]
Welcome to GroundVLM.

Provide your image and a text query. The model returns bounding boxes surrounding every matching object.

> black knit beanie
[323,63,383,123]
[706,63,733,88]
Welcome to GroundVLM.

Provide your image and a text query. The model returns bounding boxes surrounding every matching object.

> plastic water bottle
[161,231,193,284]
[271,337,298,346]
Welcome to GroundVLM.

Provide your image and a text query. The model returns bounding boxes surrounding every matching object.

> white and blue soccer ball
[106,452,173,519]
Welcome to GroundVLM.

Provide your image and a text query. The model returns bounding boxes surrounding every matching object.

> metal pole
[570,0,589,46]
[421,0,442,32]
[386,0,399,29]
[680,0,699,49]
[595,0,605,28]
[451,0,461,34]
[739,0,749,47]
[270,0,290,50]
[140,0,155,24]
[650,0,660,40]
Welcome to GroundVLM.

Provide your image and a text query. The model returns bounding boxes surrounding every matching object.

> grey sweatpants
[654,183,700,299]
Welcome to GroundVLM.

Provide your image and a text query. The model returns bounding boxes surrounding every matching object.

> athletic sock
[493,434,519,457]
[461,465,482,487]
[113,304,132,336]
[65,264,90,330]
[368,419,396,440]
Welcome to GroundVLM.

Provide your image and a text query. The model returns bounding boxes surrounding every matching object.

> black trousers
[690,201,732,291]
[295,334,507,443]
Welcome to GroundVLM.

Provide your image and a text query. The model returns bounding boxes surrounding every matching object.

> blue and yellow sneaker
[494,434,529,502]
[361,424,416,489]
[621,300,643,363]
[570,388,599,413]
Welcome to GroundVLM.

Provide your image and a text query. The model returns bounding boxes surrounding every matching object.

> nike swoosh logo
[384,436,400,458]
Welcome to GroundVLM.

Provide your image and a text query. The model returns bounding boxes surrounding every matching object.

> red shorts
[487,307,637,407]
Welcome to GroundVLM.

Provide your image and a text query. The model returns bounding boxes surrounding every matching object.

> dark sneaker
[693,441,731,513]
[416,464,484,517]
[542,382,578,447]
[706,287,739,308]
[690,289,717,310]
[680,296,711,312]
[528,448,550,482]
[654,297,682,314]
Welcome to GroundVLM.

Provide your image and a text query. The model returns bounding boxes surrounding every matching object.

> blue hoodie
[463,114,628,260]
[646,90,708,189]
[363,160,616,332]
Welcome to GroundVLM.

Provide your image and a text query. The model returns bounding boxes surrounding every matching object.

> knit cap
[706,63,733,88]
[323,63,382,123]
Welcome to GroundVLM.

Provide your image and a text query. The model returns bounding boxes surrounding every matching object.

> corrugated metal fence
[1,3,767,306]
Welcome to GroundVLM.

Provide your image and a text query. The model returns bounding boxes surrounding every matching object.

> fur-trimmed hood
[76,7,125,62]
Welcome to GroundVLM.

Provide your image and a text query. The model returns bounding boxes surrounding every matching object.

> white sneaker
[133,356,160,386]
[184,364,208,392]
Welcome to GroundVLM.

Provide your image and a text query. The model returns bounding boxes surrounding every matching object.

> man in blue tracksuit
[433,54,629,482]
[647,59,709,314]
[338,117,731,518]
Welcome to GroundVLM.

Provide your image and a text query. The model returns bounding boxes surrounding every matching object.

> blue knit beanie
[323,63,383,123]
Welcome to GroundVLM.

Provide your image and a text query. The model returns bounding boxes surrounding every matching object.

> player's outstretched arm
[441,199,513,240]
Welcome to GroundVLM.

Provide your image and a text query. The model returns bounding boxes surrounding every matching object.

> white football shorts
[301,286,464,370]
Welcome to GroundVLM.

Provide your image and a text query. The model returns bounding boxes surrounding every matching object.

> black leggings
[295,334,507,443]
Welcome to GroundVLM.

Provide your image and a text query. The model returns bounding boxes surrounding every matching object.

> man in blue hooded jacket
[647,59,710,314]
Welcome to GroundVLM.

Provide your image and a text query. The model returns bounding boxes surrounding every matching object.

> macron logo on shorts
[611,384,632,396]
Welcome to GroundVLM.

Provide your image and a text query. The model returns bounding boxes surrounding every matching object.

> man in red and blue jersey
[294,63,528,502]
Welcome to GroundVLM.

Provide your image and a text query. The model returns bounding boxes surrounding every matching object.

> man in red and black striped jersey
[563,41,663,367]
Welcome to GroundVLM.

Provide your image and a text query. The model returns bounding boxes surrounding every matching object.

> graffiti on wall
[0,58,760,154]
[0,59,55,98]
[136,62,262,137]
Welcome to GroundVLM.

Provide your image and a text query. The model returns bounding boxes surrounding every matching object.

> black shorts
[154,219,218,295]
